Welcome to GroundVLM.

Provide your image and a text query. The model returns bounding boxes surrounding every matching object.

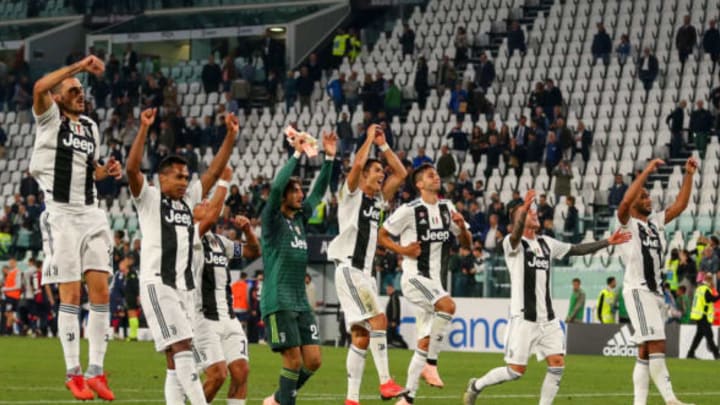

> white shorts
[401,274,449,339]
[504,317,565,365]
[140,282,194,352]
[193,316,249,369]
[40,208,113,284]
[335,264,382,332]
[623,288,666,343]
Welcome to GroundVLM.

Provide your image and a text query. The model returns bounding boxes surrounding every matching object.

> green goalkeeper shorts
[264,310,321,352]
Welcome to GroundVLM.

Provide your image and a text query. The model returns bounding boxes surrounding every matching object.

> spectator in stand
[637,47,659,93]
[572,120,592,164]
[400,23,416,57]
[412,146,433,168]
[266,70,280,105]
[537,194,554,225]
[475,52,495,93]
[296,66,314,112]
[326,72,345,112]
[506,190,524,215]
[201,55,222,93]
[543,79,563,120]
[361,73,380,114]
[666,100,687,158]
[507,20,527,56]
[284,70,297,112]
[563,195,579,242]
[484,134,503,177]
[384,78,402,119]
[454,26,469,68]
[481,214,504,254]
[616,34,632,65]
[553,160,573,199]
[449,82,469,116]
[224,91,239,115]
[545,131,561,173]
[122,44,137,77]
[414,56,430,109]
[528,81,545,112]
[591,22,612,66]
[231,73,251,113]
[532,105,549,137]
[525,130,544,175]
[689,100,714,158]
[447,121,469,163]
[305,52,323,83]
[221,55,237,91]
[0,124,5,159]
[554,117,573,160]
[608,174,628,210]
[343,71,360,112]
[437,145,457,183]
[703,19,720,66]
[676,15,697,65]
[699,245,719,277]
[437,55,457,93]
[19,171,38,199]
[336,112,354,157]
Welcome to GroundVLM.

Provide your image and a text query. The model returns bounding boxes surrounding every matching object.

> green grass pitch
[0,337,716,404]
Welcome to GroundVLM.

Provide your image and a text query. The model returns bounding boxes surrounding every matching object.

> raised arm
[304,131,337,210]
[201,113,239,197]
[33,55,105,116]
[264,134,306,217]
[233,215,261,259]
[509,189,535,249]
[617,158,663,225]
[126,108,157,197]
[197,167,231,236]
[346,125,376,192]
[567,228,631,256]
[664,157,697,224]
[376,128,408,202]
[94,156,122,182]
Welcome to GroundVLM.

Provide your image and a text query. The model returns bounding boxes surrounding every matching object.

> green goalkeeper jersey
[260,155,333,315]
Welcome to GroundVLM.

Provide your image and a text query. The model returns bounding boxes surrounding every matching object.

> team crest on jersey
[442,211,450,225]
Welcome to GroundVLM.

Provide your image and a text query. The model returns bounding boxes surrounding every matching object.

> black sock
[275,368,299,405]
[296,366,315,390]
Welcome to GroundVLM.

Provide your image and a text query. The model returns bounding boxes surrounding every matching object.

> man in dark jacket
[385,284,407,348]
[703,19,720,65]
[591,23,612,66]
[676,15,697,64]
[543,79,563,120]
[572,120,593,164]
[446,121,469,163]
[400,23,415,56]
[689,100,714,157]
[666,100,687,158]
[475,52,495,93]
[638,48,659,92]
[201,55,222,93]
[507,21,527,56]
[608,174,628,210]
[414,57,429,108]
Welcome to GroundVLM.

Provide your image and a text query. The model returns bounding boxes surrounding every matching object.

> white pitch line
[1,392,719,404]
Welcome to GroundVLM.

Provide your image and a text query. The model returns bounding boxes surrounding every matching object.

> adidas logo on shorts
[602,325,638,357]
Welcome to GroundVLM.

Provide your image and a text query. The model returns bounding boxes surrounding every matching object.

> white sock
[471,366,522,392]
[174,351,208,405]
[164,369,186,405]
[369,330,391,383]
[58,304,81,374]
[632,359,649,405]
[405,349,427,399]
[227,400,246,405]
[346,345,367,402]
[539,366,564,405]
[648,353,677,403]
[427,312,452,364]
[87,303,111,376]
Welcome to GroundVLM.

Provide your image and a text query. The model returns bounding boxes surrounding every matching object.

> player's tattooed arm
[665,156,697,224]
[234,215,261,259]
[33,55,104,116]
[567,229,631,256]
[509,189,536,249]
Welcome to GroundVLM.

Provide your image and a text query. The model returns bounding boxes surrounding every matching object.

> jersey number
[310,324,319,341]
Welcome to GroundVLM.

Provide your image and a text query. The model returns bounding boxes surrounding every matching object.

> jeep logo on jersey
[420,229,451,242]
[205,252,228,266]
[362,206,381,221]
[290,236,308,250]
[641,235,660,248]
[164,210,193,226]
[527,256,550,270]
[61,132,95,155]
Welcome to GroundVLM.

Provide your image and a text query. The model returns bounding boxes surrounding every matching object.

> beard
[635,205,652,216]
[57,98,84,115]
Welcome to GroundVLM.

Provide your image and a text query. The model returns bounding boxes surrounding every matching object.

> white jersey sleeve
[185,180,203,208]
[503,234,521,255]
[382,203,412,237]
[543,236,572,260]
[132,179,160,216]
[339,180,360,202]
[33,102,61,131]
[217,234,238,258]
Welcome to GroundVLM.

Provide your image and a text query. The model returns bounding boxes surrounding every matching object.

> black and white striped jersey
[193,233,242,320]
[617,211,667,293]
[382,198,463,281]
[133,180,203,290]
[327,181,386,273]
[31,102,100,212]
[503,235,571,322]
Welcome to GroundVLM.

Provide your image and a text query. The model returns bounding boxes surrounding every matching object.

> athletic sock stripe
[408,278,434,300]
[343,267,367,315]
[632,290,648,336]
[547,367,564,375]
[350,346,367,357]
[89,304,110,312]
[280,369,299,380]
[436,312,453,321]
[649,353,665,359]
[174,352,193,360]
[415,349,428,358]
[370,331,386,337]
[59,304,80,314]
[148,285,170,339]
[636,359,649,365]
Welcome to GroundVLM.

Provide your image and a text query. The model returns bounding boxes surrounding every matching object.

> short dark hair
[363,158,383,173]
[607,276,616,285]
[283,176,302,199]
[411,163,435,191]
[572,278,581,283]
[158,155,188,174]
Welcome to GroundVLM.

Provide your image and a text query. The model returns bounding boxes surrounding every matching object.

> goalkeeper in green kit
[261,130,337,405]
